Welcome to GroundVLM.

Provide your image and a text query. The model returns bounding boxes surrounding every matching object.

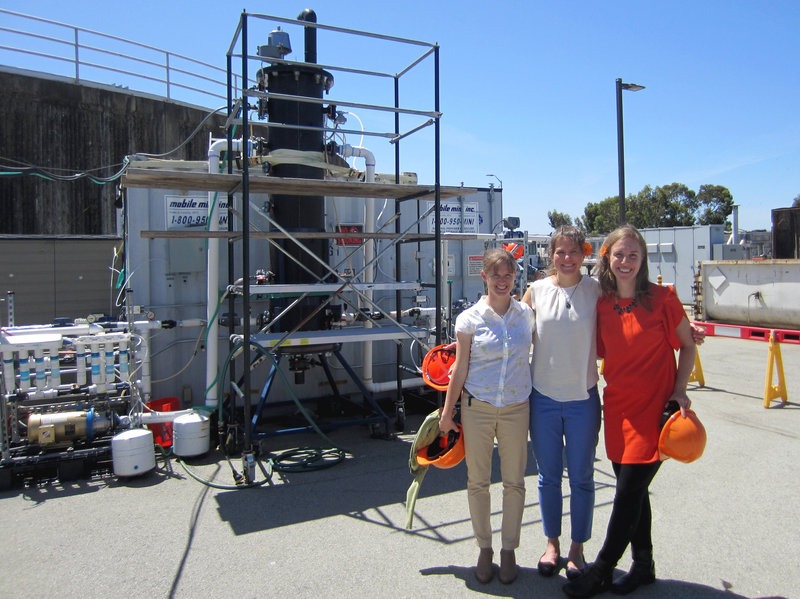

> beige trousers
[461,394,529,551]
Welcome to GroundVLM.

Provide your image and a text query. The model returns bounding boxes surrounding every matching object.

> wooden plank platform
[121,168,475,201]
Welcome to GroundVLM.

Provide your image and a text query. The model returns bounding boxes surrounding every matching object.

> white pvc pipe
[75,342,87,386]
[205,138,245,408]
[1,352,15,392]
[139,329,152,404]
[139,408,194,425]
[335,145,429,397]
[48,343,61,387]
[365,377,426,394]
[19,352,31,391]
[103,343,115,393]
[339,144,377,388]
[34,348,45,391]
[0,323,104,337]
[117,339,129,382]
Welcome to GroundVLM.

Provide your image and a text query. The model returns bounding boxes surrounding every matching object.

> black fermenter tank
[264,10,333,331]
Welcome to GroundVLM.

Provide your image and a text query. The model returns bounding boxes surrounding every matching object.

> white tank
[172,412,210,457]
[112,428,155,477]
[701,259,800,329]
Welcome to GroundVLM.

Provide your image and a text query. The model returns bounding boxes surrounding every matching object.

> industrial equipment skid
[0,326,134,489]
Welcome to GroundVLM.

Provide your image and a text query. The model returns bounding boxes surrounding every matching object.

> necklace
[613,297,638,315]
[557,276,581,309]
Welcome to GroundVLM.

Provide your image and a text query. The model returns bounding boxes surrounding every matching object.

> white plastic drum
[172,412,210,457]
[112,428,156,477]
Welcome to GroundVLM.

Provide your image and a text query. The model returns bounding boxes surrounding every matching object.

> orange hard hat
[416,425,465,469]
[658,409,707,463]
[502,242,524,260]
[421,344,457,391]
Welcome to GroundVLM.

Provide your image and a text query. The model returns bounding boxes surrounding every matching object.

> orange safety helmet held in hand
[421,344,457,391]
[416,425,465,469]
[658,409,707,463]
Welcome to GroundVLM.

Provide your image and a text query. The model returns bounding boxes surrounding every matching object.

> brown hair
[483,247,517,274]
[596,225,652,307]
[547,225,586,275]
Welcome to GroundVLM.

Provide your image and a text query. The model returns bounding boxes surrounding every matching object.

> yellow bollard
[688,351,705,387]
[763,330,788,408]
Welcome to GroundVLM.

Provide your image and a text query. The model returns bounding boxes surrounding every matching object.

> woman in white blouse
[439,248,536,586]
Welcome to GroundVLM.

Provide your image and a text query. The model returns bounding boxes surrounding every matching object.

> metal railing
[0,8,236,108]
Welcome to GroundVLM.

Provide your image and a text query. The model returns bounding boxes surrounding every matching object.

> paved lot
[1,334,798,598]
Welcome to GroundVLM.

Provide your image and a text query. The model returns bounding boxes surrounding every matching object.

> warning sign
[467,255,484,276]
[335,224,364,246]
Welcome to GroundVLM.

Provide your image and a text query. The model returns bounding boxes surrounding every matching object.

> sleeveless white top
[530,275,600,401]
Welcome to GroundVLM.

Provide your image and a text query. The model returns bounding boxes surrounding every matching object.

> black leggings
[597,461,662,568]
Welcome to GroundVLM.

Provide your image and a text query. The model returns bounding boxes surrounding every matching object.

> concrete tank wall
[700,259,800,329]
[0,68,226,235]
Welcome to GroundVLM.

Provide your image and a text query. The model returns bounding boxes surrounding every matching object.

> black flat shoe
[566,555,586,580]
[566,564,584,580]
[537,553,560,577]
[610,560,655,595]
[562,565,612,598]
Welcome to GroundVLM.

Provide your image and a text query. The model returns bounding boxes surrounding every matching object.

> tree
[626,183,696,229]
[577,197,619,235]
[792,194,800,208]
[575,182,734,235]
[547,210,573,230]
[695,184,734,226]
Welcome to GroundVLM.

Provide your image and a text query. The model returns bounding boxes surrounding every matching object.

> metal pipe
[616,78,645,225]
[616,78,626,225]
[297,9,318,64]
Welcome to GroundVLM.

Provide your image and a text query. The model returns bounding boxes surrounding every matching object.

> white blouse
[455,296,535,407]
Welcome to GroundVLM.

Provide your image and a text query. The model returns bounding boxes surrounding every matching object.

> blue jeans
[529,386,601,543]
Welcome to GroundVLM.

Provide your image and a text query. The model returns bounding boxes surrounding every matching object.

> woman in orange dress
[563,225,696,598]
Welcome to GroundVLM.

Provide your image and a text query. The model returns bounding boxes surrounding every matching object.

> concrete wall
[0,69,226,235]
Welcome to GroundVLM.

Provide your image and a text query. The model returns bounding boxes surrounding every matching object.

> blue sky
[2,1,798,234]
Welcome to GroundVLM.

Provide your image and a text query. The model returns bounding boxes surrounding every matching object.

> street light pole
[486,174,502,236]
[486,173,503,189]
[616,78,644,225]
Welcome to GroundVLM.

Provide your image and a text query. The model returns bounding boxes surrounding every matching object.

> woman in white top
[439,248,535,586]
[522,226,601,580]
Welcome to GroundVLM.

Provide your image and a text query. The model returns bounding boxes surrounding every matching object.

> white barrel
[172,412,210,457]
[112,428,155,477]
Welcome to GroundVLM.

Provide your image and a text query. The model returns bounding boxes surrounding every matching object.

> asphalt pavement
[1,334,798,599]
